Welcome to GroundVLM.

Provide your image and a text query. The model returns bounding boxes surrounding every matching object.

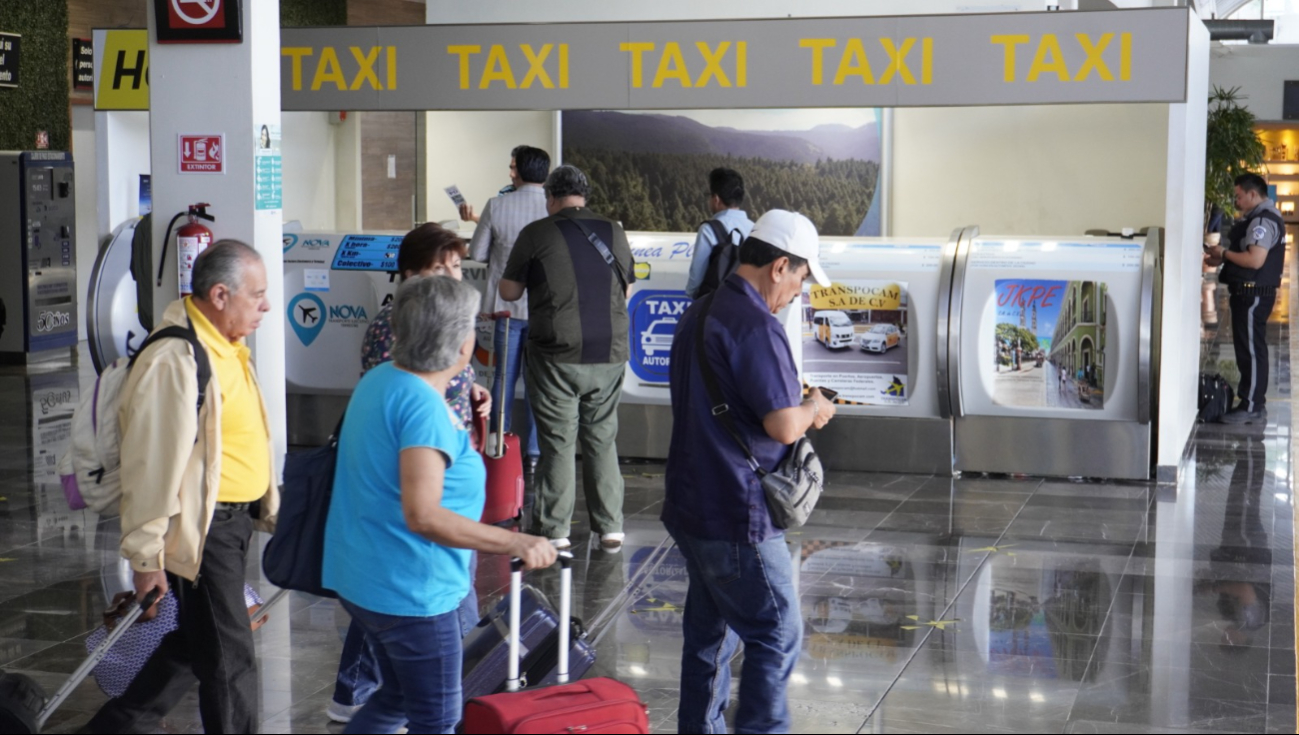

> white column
[147,0,287,470]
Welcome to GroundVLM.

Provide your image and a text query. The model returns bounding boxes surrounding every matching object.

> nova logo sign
[328,305,369,327]
[288,293,326,346]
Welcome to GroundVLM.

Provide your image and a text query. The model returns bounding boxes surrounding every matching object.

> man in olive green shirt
[500,165,634,553]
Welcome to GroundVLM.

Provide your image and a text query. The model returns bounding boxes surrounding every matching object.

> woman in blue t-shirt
[324,276,556,734]
[331,224,494,725]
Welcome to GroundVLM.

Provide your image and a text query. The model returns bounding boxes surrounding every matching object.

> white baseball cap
[748,209,830,287]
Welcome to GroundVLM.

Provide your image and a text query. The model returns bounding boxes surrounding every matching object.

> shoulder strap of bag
[129,316,212,415]
[693,293,765,476]
[560,212,629,292]
[704,219,735,248]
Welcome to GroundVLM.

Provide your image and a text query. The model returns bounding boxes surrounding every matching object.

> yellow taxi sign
[96,30,149,111]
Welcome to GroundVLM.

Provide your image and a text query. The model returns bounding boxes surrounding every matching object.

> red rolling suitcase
[462,556,649,735]
[475,311,525,526]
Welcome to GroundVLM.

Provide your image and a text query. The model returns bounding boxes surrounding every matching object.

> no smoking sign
[154,0,243,43]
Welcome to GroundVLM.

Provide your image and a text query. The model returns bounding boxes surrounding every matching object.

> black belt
[1229,283,1278,297]
[215,501,252,512]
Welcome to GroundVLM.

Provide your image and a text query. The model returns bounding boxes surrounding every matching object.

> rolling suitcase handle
[507,553,573,693]
[35,588,161,730]
[490,310,512,459]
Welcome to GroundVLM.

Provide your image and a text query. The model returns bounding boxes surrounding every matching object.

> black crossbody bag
[693,292,824,529]
[560,212,629,291]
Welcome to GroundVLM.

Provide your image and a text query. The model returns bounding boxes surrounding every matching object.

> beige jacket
[118,300,279,580]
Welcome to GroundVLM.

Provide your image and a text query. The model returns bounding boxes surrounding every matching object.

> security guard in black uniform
[1205,173,1286,425]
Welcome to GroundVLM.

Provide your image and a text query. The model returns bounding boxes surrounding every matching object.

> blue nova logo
[288,293,326,346]
[282,234,299,253]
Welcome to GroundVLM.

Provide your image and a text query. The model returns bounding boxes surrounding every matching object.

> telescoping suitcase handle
[491,310,511,459]
[507,553,573,693]
[36,588,162,730]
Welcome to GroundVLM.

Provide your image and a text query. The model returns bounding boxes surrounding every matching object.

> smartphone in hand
[813,386,840,402]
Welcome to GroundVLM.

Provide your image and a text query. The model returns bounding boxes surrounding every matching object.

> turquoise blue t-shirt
[323,362,487,617]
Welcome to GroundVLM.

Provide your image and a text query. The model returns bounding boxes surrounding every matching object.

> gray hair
[192,240,262,300]
[391,276,480,373]
[544,164,590,200]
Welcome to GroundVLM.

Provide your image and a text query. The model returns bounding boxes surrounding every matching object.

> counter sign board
[628,290,690,384]
[178,134,224,174]
[0,33,20,89]
[154,0,243,44]
[330,235,404,272]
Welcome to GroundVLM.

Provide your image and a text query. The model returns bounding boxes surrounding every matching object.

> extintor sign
[178,134,224,174]
[154,0,243,44]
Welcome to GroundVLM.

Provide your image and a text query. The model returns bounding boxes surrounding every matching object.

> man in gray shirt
[465,145,551,463]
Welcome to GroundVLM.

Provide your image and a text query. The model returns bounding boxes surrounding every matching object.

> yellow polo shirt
[186,298,271,503]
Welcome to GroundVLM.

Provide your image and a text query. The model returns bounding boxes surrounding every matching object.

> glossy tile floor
[0,272,1294,734]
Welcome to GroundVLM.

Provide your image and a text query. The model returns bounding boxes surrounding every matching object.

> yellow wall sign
[810,282,903,311]
[95,30,149,111]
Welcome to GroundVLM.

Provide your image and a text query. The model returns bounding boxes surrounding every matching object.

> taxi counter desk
[275,226,1161,481]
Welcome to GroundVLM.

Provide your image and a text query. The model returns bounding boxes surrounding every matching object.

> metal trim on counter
[936,227,962,420]
[954,415,1151,480]
[1137,227,1162,426]
[812,416,953,476]
[944,226,977,419]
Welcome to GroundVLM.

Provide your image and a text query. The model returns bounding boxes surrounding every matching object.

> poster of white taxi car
[800,280,910,406]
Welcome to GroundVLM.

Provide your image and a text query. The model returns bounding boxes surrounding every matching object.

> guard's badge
[1253,225,1268,242]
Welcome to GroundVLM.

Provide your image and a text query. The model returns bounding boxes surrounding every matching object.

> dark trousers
[1230,290,1277,412]
[86,509,258,734]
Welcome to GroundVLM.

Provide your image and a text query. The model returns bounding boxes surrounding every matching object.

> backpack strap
[703,219,736,248]
[129,317,213,415]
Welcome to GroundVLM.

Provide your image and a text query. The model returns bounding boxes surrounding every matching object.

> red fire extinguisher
[157,203,216,296]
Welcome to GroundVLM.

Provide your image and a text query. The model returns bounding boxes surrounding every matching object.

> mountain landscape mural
[561,110,882,236]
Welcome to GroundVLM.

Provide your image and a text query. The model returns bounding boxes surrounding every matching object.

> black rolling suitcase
[0,588,288,733]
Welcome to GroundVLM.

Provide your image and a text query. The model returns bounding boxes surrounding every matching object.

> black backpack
[695,220,743,299]
[1198,373,1235,423]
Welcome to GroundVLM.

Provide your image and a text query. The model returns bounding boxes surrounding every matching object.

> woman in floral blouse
[360,223,490,427]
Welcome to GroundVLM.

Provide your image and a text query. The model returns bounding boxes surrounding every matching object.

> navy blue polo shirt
[662,274,803,544]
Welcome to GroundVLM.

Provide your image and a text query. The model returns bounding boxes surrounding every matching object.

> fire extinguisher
[157,203,216,296]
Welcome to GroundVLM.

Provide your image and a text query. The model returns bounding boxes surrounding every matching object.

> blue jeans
[338,600,463,735]
[667,522,803,734]
[334,556,479,708]
[493,318,539,458]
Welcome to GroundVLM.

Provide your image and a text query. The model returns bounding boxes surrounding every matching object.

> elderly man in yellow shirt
[84,240,279,735]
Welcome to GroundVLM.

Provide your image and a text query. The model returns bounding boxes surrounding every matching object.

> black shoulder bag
[560,212,630,291]
[693,293,824,529]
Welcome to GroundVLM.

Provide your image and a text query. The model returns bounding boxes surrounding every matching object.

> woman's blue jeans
[333,556,478,711]
[337,600,464,734]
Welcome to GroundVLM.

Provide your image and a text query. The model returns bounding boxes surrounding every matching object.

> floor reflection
[0,276,1292,735]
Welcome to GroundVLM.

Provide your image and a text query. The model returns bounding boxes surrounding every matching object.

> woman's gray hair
[544,164,590,200]
[391,276,481,373]
[192,240,262,300]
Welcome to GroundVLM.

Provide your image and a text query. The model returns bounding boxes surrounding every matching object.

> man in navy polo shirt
[663,209,837,733]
